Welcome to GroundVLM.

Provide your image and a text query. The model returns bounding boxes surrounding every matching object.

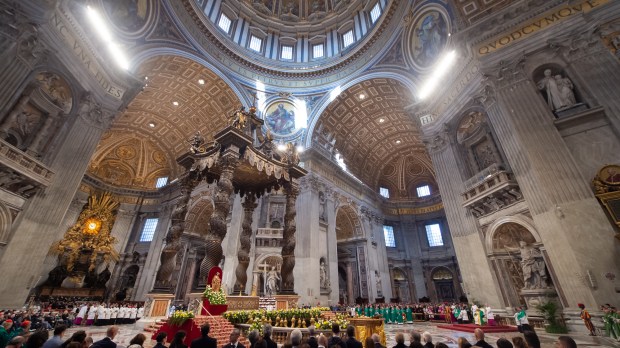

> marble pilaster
[481,57,619,308]
[425,130,503,308]
[221,194,243,293]
[0,96,116,308]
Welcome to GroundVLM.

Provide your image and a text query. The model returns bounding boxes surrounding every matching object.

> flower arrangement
[203,285,227,305]
[222,308,345,328]
[168,310,195,326]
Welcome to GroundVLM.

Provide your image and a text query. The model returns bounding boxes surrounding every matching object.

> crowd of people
[73,304,144,326]
[347,303,500,326]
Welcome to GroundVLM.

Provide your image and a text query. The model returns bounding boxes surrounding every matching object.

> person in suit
[263,325,277,348]
[391,334,406,348]
[371,334,383,348]
[305,326,317,348]
[364,337,374,348]
[170,331,187,348]
[327,324,346,348]
[473,329,492,348]
[421,332,433,348]
[222,330,245,348]
[318,336,328,348]
[289,330,302,348]
[190,325,216,348]
[344,326,362,348]
[409,332,423,348]
[153,333,168,348]
[90,327,119,348]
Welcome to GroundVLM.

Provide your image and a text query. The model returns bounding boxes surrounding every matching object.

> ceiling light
[145,76,148,80]
[172,101,179,106]
[296,146,304,153]
[379,118,385,123]
[359,94,365,100]
[395,140,401,144]
[418,50,457,100]
[198,79,205,85]
[148,122,156,128]
[277,144,287,151]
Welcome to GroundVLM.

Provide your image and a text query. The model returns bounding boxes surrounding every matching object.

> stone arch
[335,205,363,240]
[185,197,214,236]
[430,266,453,280]
[485,215,542,253]
[0,203,13,245]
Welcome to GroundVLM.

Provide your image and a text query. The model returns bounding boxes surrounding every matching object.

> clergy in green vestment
[406,307,413,323]
[0,320,13,348]
[364,306,370,317]
[396,307,404,324]
[382,307,388,323]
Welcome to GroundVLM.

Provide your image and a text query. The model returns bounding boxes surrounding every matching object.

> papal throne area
[0,0,619,348]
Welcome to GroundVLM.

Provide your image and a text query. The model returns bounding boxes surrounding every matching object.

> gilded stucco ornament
[50,192,120,273]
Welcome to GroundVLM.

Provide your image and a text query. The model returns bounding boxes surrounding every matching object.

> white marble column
[425,130,503,308]
[0,96,117,308]
[293,176,321,305]
[222,194,243,294]
[134,204,173,301]
[481,57,619,308]
[324,186,339,305]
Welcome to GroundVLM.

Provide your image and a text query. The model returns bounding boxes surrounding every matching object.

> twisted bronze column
[280,180,299,293]
[234,194,257,293]
[199,156,238,281]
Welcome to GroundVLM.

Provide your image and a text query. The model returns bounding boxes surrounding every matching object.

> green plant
[535,301,568,334]
[169,310,195,326]
[203,285,227,304]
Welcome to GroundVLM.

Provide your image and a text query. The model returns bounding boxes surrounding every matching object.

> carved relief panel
[455,110,502,175]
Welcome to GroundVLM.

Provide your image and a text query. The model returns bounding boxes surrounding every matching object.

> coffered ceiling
[313,78,436,197]
[87,55,240,189]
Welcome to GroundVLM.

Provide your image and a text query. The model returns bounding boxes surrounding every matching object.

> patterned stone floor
[62,321,619,348]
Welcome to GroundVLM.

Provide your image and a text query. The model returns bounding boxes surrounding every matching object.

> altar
[349,317,386,346]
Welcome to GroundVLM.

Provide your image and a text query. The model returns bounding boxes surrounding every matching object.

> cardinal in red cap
[0,319,13,348]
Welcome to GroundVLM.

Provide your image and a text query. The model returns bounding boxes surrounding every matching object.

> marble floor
[62,321,619,348]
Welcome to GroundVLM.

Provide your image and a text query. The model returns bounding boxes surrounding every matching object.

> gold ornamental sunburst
[50,191,120,272]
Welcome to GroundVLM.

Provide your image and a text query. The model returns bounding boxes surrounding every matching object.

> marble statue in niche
[320,258,330,289]
[319,191,326,221]
[537,69,577,112]
[375,270,383,297]
[265,266,281,296]
[517,241,550,289]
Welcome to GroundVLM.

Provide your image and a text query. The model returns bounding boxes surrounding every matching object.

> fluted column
[0,94,117,308]
[234,194,257,293]
[280,179,299,294]
[0,24,45,118]
[425,129,503,308]
[200,155,238,280]
[480,56,618,308]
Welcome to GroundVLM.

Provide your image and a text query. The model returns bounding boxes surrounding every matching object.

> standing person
[363,338,373,348]
[110,306,118,325]
[85,305,97,327]
[485,305,495,326]
[153,333,167,348]
[26,330,49,348]
[222,329,245,348]
[523,331,540,348]
[1,320,13,348]
[304,326,316,348]
[263,325,277,348]
[421,333,433,348]
[578,304,596,336]
[169,332,187,348]
[409,332,423,348]
[96,305,106,326]
[74,306,87,326]
[136,307,144,321]
[127,334,146,348]
[345,326,362,348]
[391,334,406,348]
[371,334,383,348]
[327,324,346,348]
[473,329,492,348]
[90,327,119,348]
[103,306,111,326]
[117,306,126,325]
[128,306,137,324]
[42,326,67,348]
[189,324,216,348]
[514,307,531,333]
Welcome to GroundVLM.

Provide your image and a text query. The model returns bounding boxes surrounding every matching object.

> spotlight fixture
[379,118,385,123]
[395,140,401,144]
[198,79,205,85]
[148,122,156,128]
[172,101,179,106]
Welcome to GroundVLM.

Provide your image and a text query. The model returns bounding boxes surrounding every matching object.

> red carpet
[437,323,518,333]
